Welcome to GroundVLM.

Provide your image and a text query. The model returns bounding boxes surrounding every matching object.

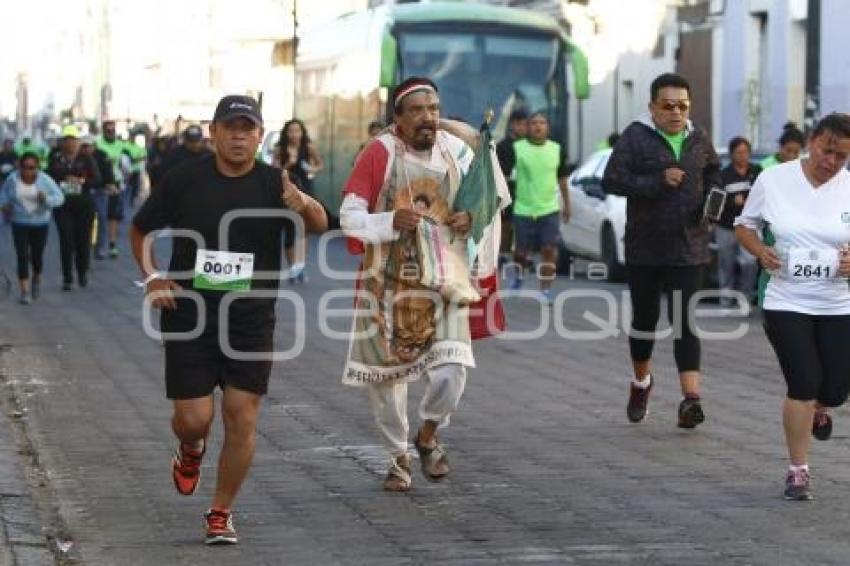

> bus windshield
[397,30,561,127]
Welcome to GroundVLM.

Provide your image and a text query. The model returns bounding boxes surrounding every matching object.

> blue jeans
[89,189,109,255]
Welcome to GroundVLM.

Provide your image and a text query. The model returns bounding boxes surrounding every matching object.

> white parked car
[558,148,626,280]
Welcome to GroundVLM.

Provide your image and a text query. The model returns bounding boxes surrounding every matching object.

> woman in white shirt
[0,152,65,303]
[735,113,850,501]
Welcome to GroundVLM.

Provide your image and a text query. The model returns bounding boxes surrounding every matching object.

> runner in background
[0,152,64,303]
[47,126,100,290]
[96,120,128,259]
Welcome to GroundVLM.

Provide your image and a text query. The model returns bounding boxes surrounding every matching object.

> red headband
[393,82,437,108]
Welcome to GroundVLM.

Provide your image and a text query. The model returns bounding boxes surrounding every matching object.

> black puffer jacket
[602,116,721,266]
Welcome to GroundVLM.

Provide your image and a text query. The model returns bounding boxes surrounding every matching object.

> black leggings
[627,265,703,372]
[53,196,95,283]
[763,310,850,407]
[11,224,49,280]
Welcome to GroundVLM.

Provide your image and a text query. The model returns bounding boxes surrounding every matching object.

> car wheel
[601,225,626,282]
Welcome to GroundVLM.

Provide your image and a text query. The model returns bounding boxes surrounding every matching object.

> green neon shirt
[512,138,563,218]
[658,129,686,161]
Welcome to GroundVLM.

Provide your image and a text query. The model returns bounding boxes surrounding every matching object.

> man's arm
[129,224,182,310]
[601,131,666,199]
[439,118,481,151]
[559,177,571,222]
[339,140,411,252]
[557,145,571,222]
[129,179,182,309]
[281,170,328,233]
[84,155,102,189]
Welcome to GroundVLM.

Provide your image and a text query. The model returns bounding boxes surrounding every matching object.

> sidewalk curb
[0,345,78,565]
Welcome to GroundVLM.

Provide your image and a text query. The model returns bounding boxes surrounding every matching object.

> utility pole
[292,0,298,116]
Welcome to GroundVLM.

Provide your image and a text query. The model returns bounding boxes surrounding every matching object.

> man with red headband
[340,77,478,492]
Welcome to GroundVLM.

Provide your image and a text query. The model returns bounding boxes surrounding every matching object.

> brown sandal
[383,454,412,492]
[415,433,449,481]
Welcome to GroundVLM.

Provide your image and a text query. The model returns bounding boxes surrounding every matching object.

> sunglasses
[658,100,690,112]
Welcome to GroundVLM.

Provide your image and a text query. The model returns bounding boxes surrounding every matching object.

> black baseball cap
[183,124,203,141]
[212,95,263,126]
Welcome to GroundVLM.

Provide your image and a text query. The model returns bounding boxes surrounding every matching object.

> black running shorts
[763,309,850,407]
[161,299,275,400]
[107,191,125,220]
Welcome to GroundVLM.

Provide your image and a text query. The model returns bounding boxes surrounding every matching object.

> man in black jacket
[602,73,721,430]
[48,128,102,289]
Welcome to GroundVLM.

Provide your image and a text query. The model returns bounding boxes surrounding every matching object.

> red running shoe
[172,441,205,496]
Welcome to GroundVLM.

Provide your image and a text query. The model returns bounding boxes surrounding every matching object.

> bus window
[398,30,561,128]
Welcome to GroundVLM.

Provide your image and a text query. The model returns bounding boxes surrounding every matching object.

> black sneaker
[627,377,653,423]
[677,397,705,429]
[813,411,833,441]
[62,281,73,291]
[78,273,88,288]
[784,468,813,501]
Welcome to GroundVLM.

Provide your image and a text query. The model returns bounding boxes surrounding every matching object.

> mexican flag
[454,124,511,338]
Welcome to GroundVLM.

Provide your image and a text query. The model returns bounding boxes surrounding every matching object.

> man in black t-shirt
[495,108,528,263]
[130,95,327,545]
[157,124,213,182]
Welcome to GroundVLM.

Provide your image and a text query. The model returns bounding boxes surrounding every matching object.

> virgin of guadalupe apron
[342,134,475,386]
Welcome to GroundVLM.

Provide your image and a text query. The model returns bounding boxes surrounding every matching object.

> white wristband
[135,272,163,288]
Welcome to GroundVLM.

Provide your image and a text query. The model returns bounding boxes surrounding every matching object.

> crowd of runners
[2,71,849,544]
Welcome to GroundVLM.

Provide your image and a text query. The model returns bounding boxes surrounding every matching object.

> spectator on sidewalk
[716,136,761,306]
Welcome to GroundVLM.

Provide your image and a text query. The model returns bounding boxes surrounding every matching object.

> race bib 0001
[192,249,254,291]
[787,248,839,281]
